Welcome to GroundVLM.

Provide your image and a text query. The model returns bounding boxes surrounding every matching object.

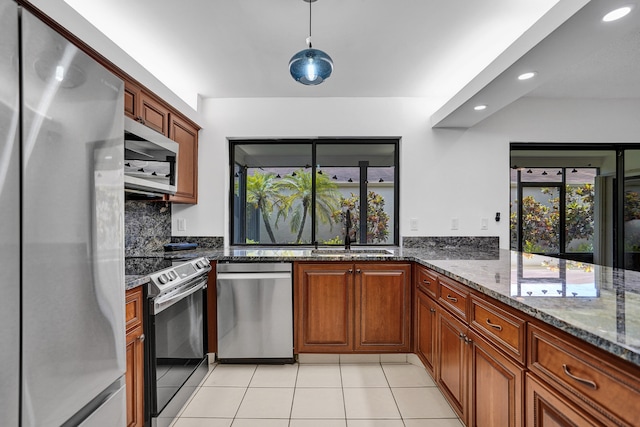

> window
[231,139,399,246]
[510,142,640,270]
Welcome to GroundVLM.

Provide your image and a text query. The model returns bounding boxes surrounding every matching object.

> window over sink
[230,139,399,246]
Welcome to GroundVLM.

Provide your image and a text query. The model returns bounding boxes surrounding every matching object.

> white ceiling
[62,0,559,103]
[61,0,640,127]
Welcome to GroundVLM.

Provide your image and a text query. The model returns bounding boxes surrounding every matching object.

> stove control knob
[195,261,203,269]
[158,273,169,284]
[168,271,178,281]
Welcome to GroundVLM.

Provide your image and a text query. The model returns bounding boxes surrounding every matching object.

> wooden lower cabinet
[354,263,411,351]
[436,306,469,422]
[526,373,601,427]
[296,263,353,352]
[125,287,144,427]
[295,262,411,353]
[469,330,524,427]
[415,289,437,376]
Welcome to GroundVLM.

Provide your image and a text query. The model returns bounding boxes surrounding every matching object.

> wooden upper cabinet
[140,92,170,136]
[123,81,139,121]
[124,81,170,136]
[166,114,199,204]
[123,80,200,204]
[354,263,411,352]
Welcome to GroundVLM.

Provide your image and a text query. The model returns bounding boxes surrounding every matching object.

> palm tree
[246,171,282,243]
[277,169,339,243]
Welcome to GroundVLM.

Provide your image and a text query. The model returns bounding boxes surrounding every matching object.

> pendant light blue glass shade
[289,48,333,85]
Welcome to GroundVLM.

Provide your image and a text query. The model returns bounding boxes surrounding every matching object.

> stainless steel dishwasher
[216,263,294,363]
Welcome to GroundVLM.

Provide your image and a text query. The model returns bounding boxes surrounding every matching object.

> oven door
[147,278,207,419]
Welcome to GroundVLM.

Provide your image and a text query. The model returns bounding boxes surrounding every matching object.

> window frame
[229,138,400,247]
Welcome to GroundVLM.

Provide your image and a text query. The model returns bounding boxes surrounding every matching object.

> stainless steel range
[145,257,211,427]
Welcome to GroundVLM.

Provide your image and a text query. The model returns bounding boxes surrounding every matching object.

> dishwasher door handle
[216,272,292,281]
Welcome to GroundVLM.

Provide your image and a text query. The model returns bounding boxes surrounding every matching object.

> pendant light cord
[308,0,313,47]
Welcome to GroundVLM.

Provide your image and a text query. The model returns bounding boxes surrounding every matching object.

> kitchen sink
[311,248,395,256]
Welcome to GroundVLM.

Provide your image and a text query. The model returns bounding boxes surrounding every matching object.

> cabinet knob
[356,269,362,274]
[138,334,145,342]
[430,308,436,313]
[348,269,353,274]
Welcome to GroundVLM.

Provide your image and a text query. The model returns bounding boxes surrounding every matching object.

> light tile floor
[171,361,463,427]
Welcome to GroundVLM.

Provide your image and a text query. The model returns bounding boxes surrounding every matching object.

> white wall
[172,96,640,250]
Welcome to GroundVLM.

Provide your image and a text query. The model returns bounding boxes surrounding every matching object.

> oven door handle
[152,280,206,315]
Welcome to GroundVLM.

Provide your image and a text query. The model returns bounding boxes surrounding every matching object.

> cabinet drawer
[125,287,144,333]
[470,295,526,364]
[528,324,640,427]
[438,276,469,321]
[415,265,437,299]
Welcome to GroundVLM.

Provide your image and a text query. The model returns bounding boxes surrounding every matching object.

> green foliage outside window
[511,184,594,253]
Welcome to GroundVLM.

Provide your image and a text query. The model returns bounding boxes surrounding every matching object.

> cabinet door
[469,330,524,427]
[124,81,140,121]
[139,91,169,136]
[125,288,144,427]
[125,324,144,427]
[167,114,199,204]
[437,307,468,422]
[296,263,354,352]
[354,263,411,351]
[526,373,601,427]
[416,290,437,376]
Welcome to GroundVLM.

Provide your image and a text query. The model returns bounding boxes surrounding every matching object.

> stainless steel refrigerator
[0,0,126,425]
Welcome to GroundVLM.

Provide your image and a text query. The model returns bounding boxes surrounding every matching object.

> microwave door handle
[153,280,205,315]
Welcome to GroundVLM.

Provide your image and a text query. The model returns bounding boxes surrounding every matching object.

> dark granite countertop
[124,246,640,367]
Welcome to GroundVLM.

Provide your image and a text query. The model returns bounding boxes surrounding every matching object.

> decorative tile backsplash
[402,236,499,251]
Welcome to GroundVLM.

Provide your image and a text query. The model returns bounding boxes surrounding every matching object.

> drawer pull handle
[422,279,431,286]
[446,294,458,303]
[485,319,503,331]
[562,364,598,390]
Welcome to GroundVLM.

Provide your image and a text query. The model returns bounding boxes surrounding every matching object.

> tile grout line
[231,364,258,423]
[287,363,300,427]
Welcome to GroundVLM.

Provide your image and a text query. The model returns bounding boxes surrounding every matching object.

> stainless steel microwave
[124,116,178,196]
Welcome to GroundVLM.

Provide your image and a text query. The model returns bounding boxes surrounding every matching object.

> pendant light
[289,0,333,85]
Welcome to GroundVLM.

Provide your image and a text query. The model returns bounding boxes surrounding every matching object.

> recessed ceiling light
[517,72,536,81]
[603,6,632,22]
[474,104,487,111]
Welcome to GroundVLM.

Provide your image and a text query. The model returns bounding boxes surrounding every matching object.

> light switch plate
[451,217,459,230]
[481,218,488,230]
[410,218,418,231]
[177,218,187,231]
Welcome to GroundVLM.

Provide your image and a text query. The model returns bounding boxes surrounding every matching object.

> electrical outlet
[451,217,459,230]
[481,218,488,230]
[177,218,186,231]
[410,218,418,231]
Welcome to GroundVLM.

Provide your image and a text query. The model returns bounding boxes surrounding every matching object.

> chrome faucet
[344,209,352,250]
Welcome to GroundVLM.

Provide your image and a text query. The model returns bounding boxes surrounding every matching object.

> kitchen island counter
[125,246,640,367]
